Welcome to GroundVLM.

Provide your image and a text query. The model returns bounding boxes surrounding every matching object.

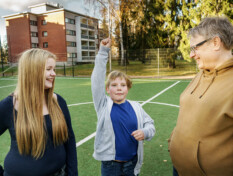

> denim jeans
[173,166,179,176]
[101,155,138,176]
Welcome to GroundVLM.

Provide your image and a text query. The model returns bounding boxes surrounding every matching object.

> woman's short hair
[106,70,132,89]
[188,17,233,50]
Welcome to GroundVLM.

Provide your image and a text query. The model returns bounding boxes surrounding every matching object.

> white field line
[68,102,93,107]
[141,81,180,106]
[0,78,17,80]
[76,132,97,147]
[140,101,179,108]
[74,81,180,147]
[0,65,15,74]
[0,84,16,89]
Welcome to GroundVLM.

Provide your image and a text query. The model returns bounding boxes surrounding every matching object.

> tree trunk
[120,22,125,65]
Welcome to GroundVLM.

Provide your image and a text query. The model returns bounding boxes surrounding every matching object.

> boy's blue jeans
[101,155,138,176]
[173,166,179,176]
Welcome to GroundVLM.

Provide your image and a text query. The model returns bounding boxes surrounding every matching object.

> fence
[0,48,197,78]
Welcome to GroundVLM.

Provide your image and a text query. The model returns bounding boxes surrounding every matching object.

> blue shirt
[110,100,138,161]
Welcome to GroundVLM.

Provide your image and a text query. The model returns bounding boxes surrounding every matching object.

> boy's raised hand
[101,38,111,48]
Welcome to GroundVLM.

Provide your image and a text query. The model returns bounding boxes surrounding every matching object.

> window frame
[43,42,48,48]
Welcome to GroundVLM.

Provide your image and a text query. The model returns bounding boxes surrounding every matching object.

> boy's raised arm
[91,38,111,113]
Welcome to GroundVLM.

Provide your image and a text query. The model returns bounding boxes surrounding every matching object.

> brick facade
[38,12,67,62]
[4,3,99,64]
[6,15,31,62]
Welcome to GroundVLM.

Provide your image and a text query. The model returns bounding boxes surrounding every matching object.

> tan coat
[169,58,233,176]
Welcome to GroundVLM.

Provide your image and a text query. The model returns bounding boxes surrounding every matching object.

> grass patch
[0,77,190,175]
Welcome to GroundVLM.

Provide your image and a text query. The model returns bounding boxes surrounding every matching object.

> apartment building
[3,2,100,64]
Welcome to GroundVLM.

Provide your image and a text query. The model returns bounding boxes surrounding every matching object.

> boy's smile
[106,77,129,104]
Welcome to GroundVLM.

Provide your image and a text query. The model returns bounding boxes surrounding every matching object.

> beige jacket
[169,58,233,176]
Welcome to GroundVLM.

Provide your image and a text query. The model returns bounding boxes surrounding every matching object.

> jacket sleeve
[57,95,78,176]
[91,46,110,115]
[140,107,155,141]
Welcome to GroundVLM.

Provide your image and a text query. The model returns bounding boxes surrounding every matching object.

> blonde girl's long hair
[14,48,68,159]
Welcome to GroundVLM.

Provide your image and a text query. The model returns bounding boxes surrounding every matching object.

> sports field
[0,77,190,176]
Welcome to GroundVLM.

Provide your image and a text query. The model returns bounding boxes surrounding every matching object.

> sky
[0,0,101,38]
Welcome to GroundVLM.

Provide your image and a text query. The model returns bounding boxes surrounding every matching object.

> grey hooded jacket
[91,46,155,175]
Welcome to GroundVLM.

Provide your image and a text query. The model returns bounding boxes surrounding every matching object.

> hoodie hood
[191,57,233,98]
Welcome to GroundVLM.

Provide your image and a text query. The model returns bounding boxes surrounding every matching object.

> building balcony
[82,46,89,49]
[88,25,95,30]
[81,35,89,39]
[89,36,95,40]
[81,23,88,28]
[82,56,95,60]
[89,46,96,50]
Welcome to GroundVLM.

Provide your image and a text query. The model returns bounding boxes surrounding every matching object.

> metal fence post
[72,56,74,77]
[157,48,160,78]
[1,59,4,77]
[64,63,66,77]
[11,63,13,76]
[0,35,4,77]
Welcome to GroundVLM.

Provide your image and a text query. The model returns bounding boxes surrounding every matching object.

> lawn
[0,77,190,176]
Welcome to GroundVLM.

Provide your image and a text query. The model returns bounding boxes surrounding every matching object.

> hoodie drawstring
[199,70,217,98]
[191,70,218,99]
[191,71,203,95]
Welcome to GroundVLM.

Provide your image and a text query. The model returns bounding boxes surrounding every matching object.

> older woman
[169,17,233,176]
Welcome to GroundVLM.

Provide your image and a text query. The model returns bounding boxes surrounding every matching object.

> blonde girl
[0,49,78,176]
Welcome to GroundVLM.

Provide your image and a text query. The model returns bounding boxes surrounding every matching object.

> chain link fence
[0,48,197,78]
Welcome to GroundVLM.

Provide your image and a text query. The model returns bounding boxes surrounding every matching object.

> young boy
[91,38,155,176]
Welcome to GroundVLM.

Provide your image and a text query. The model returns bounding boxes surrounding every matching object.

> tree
[178,0,233,61]
[85,0,126,65]
[0,36,8,63]
[99,6,109,38]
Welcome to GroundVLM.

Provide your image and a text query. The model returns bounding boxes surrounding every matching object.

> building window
[43,42,48,48]
[81,18,87,24]
[65,18,75,24]
[89,52,95,56]
[67,41,76,47]
[82,51,88,56]
[31,43,39,48]
[42,31,48,37]
[30,20,37,26]
[41,20,47,25]
[67,53,77,58]
[31,32,38,37]
[66,29,76,36]
[88,20,93,26]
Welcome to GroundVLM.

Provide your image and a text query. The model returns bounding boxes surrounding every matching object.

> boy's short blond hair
[106,70,132,89]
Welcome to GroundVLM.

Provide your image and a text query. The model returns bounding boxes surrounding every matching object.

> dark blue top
[110,101,138,161]
[0,94,78,176]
